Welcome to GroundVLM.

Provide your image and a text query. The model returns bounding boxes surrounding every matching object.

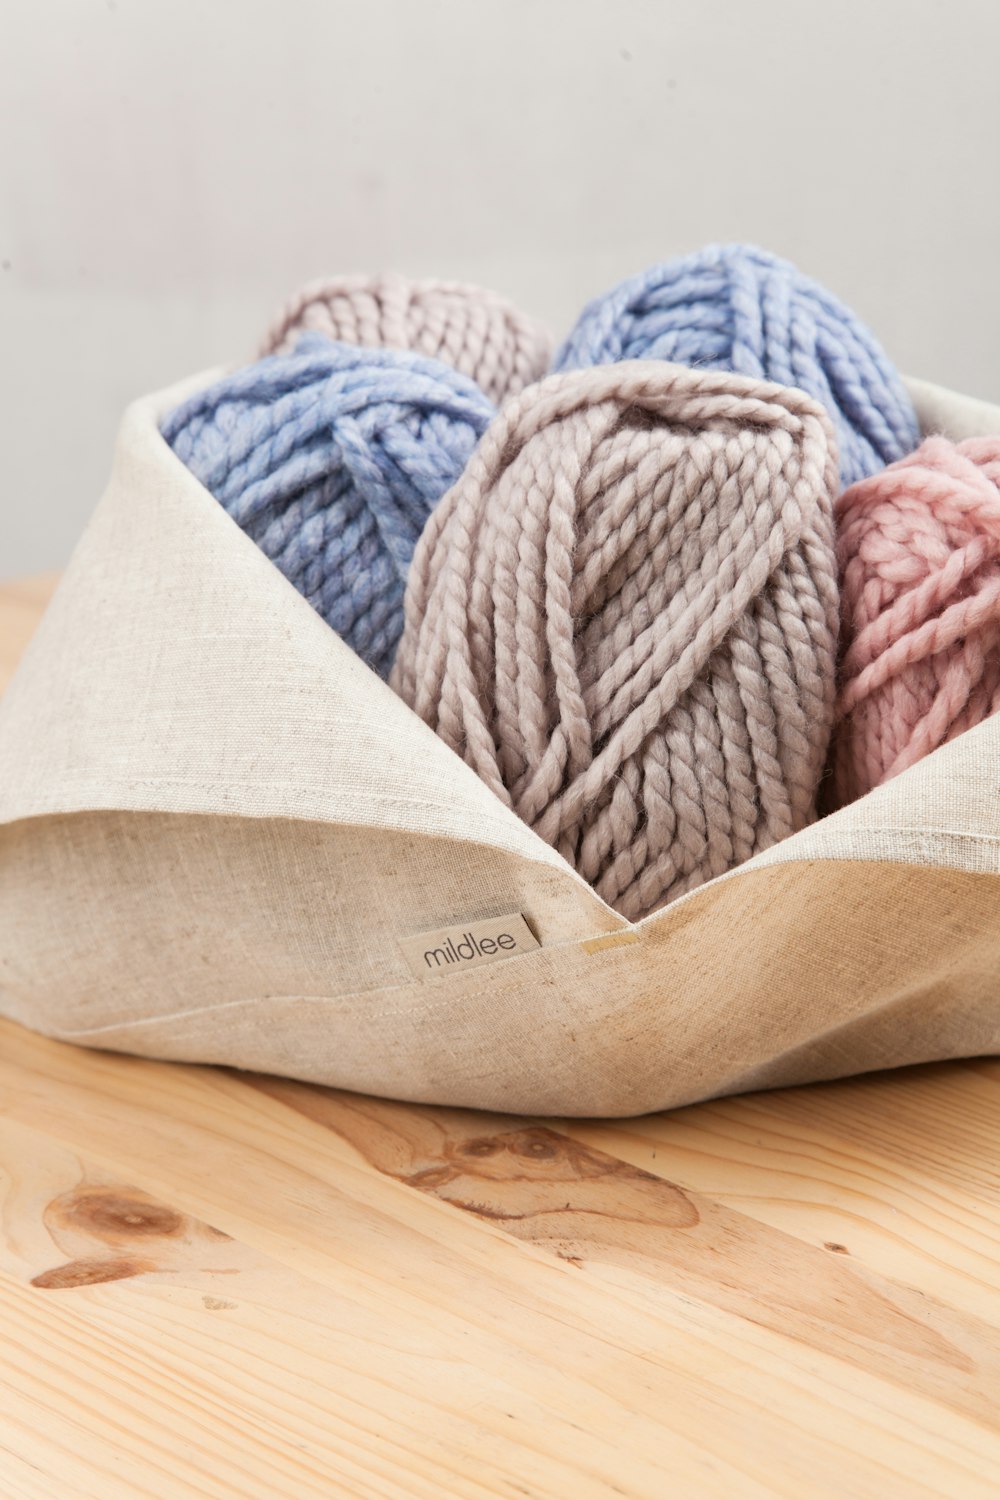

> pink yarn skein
[834,434,1000,805]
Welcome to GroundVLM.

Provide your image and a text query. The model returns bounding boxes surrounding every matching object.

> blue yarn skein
[162,333,495,678]
[554,244,921,488]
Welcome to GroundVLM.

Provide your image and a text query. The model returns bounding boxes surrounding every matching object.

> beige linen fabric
[0,372,998,1116]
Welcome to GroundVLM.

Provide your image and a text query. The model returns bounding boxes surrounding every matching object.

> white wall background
[2,0,999,576]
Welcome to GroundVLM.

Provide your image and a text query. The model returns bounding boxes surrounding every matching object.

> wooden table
[2,576,999,1500]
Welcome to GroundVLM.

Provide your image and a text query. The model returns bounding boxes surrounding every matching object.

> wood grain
[0,575,998,1499]
[0,573,58,694]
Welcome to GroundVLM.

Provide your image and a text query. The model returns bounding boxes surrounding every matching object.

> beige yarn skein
[392,361,840,921]
[259,272,551,406]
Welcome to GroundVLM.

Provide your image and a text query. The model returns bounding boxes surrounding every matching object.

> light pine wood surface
[1,575,999,1500]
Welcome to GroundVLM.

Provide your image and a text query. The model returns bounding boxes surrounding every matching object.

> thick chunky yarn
[554,244,920,490]
[259,272,551,406]
[834,435,1000,805]
[392,361,840,919]
[162,334,495,678]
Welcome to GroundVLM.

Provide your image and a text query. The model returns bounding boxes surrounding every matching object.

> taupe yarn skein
[259,272,552,406]
[392,362,840,920]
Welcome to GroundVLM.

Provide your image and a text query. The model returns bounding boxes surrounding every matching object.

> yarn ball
[392,361,840,920]
[833,434,1000,805]
[162,333,495,679]
[259,272,552,406]
[554,244,921,490]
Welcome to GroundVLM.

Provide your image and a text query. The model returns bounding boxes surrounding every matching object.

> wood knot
[511,1130,559,1161]
[460,1138,501,1158]
[31,1255,150,1290]
[460,1130,559,1163]
[46,1187,185,1244]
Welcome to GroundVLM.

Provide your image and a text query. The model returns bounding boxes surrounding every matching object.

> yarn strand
[259,271,551,406]
[162,335,495,678]
[833,434,1000,803]
[392,360,840,919]
[555,243,920,488]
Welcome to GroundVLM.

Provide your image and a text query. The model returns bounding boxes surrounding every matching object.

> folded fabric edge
[2,842,996,1117]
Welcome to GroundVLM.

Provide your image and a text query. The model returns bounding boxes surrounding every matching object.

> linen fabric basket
[0,370,998,1118]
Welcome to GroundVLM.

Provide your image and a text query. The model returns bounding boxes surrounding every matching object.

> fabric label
[399,912,540,980]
